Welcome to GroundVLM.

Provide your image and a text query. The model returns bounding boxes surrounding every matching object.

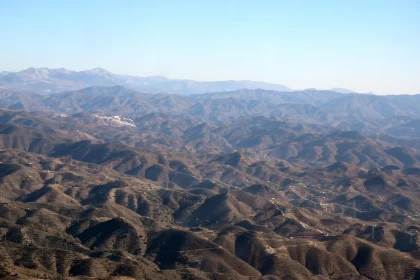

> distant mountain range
[3,85,419,123]
[0,67,292,95]
[0,67,360,95]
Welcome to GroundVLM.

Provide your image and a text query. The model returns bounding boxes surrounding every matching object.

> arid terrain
[1,70,420,279]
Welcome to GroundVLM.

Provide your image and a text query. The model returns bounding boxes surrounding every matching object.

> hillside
[1,85,420,279]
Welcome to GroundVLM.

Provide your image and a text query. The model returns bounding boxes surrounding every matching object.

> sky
[0,0,419,94]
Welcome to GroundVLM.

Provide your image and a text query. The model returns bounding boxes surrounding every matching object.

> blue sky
[0,0,419,94]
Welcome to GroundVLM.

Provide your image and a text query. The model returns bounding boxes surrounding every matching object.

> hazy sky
[0,0,419,94]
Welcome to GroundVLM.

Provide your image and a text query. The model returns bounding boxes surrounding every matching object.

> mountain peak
[83,67,111,75]
[16,67,51,80]
[329,88,356,94]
